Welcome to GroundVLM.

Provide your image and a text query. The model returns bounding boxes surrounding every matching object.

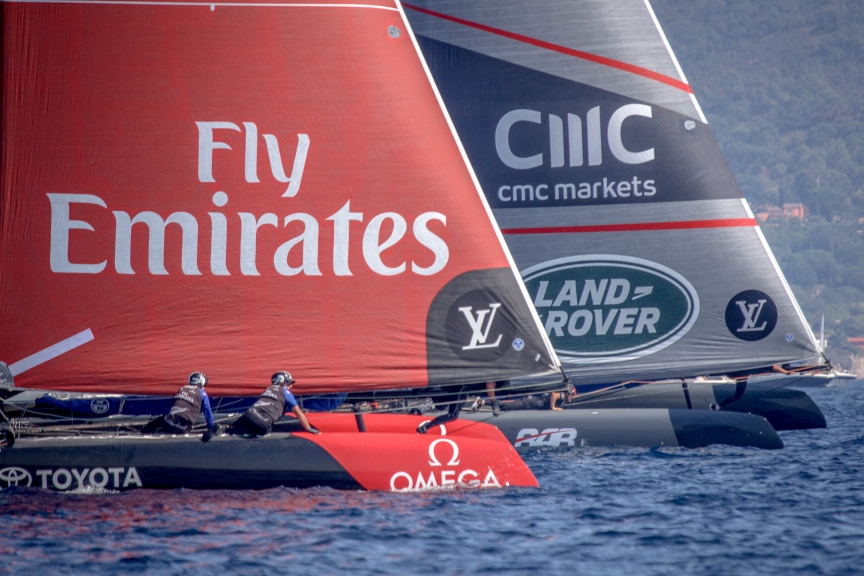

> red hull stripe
[501,218,758,235]
[402,3,693,94]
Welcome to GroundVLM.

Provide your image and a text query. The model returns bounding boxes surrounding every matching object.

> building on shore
[754,203,810,223]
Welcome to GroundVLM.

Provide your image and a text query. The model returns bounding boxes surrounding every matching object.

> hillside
[651,0,864,370]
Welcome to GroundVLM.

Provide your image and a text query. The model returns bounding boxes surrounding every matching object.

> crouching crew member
[229,372,321,437]
[417,382,495,434]
[548,382,577,411]
[142,372,218,436]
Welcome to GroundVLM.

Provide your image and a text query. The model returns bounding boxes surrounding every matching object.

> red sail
[0,1,559,395]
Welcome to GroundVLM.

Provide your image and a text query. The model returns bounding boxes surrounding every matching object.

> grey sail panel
[404,0,820,384]
[493,199,746,229]
[404,0,701,119]
[509,215,816,381]
[412,34,731,208]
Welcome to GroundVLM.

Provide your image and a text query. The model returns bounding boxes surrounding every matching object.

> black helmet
[189,372,208,387]
[271,371,294,387]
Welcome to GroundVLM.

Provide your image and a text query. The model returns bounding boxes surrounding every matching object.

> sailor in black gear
[417,400,461,434]
[141,372,218,437]
[470,380,509,416]
[417,382,490,434]
[229,372,321,437]
[475,382,576,412]
[548,382,577,411]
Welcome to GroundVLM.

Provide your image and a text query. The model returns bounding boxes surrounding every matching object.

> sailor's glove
[201,423,221,442]
[309,427,321,435]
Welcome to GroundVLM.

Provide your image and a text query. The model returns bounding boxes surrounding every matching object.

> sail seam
[501,218,757,235]
[402,2,693,94]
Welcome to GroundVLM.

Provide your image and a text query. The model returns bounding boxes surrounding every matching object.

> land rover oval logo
[90,399,110,414]
[521,255,699,363]
[0,467,33,487]
[725,290,777,341]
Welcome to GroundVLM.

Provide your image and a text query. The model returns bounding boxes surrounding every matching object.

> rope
[7,371,827,435]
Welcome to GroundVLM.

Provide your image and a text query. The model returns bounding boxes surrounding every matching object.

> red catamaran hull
[0,414,538,491]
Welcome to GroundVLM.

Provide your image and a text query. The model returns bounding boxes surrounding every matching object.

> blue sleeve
[200,390,214,428]
[283,389,299,411]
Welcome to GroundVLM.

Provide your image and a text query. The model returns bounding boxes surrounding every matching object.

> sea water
[2,383,863,575]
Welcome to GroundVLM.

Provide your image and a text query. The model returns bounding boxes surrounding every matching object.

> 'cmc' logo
[522,255,699,363]
[495,104,655,170]
[725,290,777,341]
[445,289,519,360]
[0,467,33,487]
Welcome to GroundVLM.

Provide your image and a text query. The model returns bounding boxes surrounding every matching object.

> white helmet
[271,371,294,387]
[189,372,208,387]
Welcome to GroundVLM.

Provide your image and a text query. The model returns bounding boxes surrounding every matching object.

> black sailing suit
[230,384,296,437]
[417,382,490,434]
[141,384,213,434]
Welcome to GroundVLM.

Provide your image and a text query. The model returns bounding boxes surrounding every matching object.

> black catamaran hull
[0,415,540,492]
[0,434,361,491]
[566,381,826,431]
[460,408,784,450]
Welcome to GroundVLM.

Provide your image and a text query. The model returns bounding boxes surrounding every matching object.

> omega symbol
[428,438,461,467]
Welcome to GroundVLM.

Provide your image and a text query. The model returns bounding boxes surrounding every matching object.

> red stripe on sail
[402,3,693,94]
[500,218,758,235]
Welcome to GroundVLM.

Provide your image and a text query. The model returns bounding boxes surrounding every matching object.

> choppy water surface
[2,383,863,575]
